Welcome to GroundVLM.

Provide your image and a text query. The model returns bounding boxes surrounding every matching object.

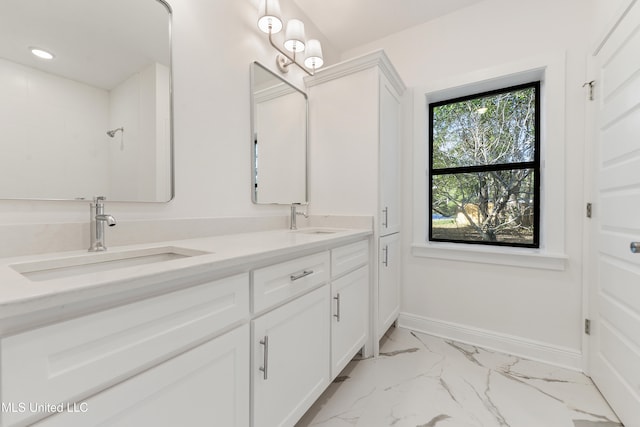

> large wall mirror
[251,62,308,204]
[0,0,173,202]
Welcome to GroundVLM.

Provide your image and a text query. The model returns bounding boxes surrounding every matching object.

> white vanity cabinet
[306,50,405,350]
[0,233,371,427]
[250,241,369,427]
[0,273,251,427]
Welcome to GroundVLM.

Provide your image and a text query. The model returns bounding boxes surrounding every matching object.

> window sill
[411,242,567,271]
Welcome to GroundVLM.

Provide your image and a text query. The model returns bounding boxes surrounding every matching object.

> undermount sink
[11,246,210,282]
[294,228,342,235]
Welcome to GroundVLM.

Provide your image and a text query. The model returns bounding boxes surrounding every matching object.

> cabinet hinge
[586,203,592,218]
[585,319,591,335]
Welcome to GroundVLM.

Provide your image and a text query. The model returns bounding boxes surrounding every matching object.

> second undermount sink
[11,246,210,282]
[294,228,342,235]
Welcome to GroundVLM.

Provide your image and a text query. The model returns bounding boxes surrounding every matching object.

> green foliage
[431,86,537,244]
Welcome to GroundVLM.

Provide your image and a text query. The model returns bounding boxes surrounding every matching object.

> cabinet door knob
[259,336,269,380]
[631,242,640,253]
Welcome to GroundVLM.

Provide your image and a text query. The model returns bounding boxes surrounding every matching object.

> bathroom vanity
[0,228,370,427]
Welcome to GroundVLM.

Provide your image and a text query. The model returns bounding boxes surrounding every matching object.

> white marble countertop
[0,227,371,335]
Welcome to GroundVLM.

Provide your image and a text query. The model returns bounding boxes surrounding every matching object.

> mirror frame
[250,61,309,205]
[0,0,174,203]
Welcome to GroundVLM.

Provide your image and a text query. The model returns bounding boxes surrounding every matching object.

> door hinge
[585,319,591,335]
[583,80,595,101]
[586,203,592,218]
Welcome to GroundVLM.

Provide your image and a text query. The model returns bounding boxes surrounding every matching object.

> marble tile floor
[296,327,621,427]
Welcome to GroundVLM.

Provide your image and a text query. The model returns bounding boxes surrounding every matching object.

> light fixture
[283,19,305,53]
[256,0,323,76]
[257,0,283,33]
[30,47,55,60]
[476,107,488,114]
[304,39,324,70]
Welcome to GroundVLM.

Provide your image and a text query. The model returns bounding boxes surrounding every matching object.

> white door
[589,2,640,426]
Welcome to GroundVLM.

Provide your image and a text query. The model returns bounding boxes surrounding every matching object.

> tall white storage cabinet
[306,51,405,353]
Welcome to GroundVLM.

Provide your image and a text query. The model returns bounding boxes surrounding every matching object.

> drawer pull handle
[259,336,269,380]
[290,270,313,281]
[382,245,389,267]
[382,207,389,228]
[334,293,341,322]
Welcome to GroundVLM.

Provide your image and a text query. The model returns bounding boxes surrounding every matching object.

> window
[429,82,540,248]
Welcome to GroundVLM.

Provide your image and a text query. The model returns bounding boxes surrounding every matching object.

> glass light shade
[257,0,283,33]
[304,39,323,69]
[283,19,305,53]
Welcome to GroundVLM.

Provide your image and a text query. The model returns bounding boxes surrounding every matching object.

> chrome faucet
[89,196,117,252]
[289,203,308,230]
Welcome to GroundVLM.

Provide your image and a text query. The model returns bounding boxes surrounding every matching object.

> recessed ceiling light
[30,47,55,60]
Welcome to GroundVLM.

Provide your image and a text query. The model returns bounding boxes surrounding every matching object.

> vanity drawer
[252,251,330,313]
[0,273,249,427]
[331,240,369,279]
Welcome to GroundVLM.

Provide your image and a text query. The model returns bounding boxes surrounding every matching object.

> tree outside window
[429,82,540,247]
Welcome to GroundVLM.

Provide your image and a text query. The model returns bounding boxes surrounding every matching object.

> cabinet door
[331,265,369,378]
[378,233,401,340]
[34,324,250,427]
[379,74,401,235]
[252,286,330,427]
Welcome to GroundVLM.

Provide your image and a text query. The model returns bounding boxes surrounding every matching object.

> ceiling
[0,0,170,90]
[293,0,488,52]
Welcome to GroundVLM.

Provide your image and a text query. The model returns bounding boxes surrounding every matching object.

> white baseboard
[398,312,583,371]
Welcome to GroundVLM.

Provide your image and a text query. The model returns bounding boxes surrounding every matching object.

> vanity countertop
[0,227,371,334]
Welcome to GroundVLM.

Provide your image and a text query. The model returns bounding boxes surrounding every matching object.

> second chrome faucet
[89,196,117,252]
[289,203,308,230]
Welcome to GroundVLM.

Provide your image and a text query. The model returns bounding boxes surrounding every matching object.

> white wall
[108,62,171,202]
[343,0,597,367]
[0,0,337,226]
[0,58,109,199]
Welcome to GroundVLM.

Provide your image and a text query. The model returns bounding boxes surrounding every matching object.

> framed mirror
[250,62,308,204]
[0,0,173,202]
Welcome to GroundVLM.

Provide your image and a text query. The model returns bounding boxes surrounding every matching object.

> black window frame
[428,81,541,248]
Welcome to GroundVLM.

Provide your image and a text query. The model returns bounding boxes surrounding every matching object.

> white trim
[398,312,582,371]
[304,49,406,95]
[254,83,302,103]
[411,243,567,271]
[412,52,567,264]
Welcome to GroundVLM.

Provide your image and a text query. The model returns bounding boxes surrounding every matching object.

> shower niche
[0,0,173,202]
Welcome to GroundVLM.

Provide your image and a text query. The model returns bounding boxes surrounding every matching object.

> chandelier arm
[268,30,313,76]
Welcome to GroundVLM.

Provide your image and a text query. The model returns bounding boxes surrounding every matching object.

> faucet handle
[295,204,309,218]
[94,196,106,203]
